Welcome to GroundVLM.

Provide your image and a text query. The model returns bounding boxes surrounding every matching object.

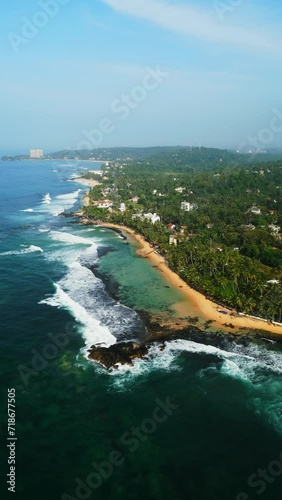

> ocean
[0,159,282,500]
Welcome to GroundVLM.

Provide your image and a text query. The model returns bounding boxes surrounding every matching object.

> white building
[144,213,160,224]
[95,200,113,209]
[119,203,126,212]
[169,235,178,246]
[269,224,280,235]
[175,187,185,194]
[181,201,194,212]
[30,149,43,159]
[249,206,261,215]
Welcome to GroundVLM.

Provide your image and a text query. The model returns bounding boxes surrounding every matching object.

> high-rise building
[30,149,43,158]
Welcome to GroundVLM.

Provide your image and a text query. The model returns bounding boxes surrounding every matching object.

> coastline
[93,222,282,337]
[74,177,101,187]
[1,158,107,163]
[74,178,101,207]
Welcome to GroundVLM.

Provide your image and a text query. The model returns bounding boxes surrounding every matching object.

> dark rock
[88,341,149,369]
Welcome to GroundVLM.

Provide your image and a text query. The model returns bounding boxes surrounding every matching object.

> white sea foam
[42,230,143,351]
[108,349,282,434]
[108,337,282,384]
[55,190,81,200]
[68,173,80,179]
[109,339,243,378]
[25,245,44,253]
[40,283,116,348]
[20,208,34,213]
[49,231,94,246]
[36,189,81,216]
[0,245,44,256]
[223,342,282,378]
[221,359,248,380]
[108,338,282,395]
[42,193,52,204]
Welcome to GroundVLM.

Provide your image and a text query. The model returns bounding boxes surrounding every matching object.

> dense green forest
[47,146,253,164]
[83,151,282,323]
[42,146,282,164]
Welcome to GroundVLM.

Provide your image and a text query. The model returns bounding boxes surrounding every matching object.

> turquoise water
[96,228,185,312]
[0,160,282,500]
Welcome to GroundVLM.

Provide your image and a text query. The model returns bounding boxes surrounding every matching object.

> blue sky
[1,0,282,153]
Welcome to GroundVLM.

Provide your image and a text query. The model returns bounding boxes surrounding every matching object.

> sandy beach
[74,178,101,207]
[74,177,101,187]
[97,222,282,336]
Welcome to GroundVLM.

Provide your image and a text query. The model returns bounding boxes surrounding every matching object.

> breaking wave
[108,339,282,434]
[49,231,94,246]
[42,193,52,204]
[39,282,116,348]
[36,190,81,216]
[0,245,44,256]
[41,230,145,351]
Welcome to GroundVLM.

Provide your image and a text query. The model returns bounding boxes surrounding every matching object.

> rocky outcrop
[87,325,223,369]
[87,322,282,369]
[88,342,149,369]
[59,211,83,217]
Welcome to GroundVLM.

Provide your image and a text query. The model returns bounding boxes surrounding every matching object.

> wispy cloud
[102,0,282,56]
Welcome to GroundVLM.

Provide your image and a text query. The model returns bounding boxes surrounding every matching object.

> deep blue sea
[0,160,282,500]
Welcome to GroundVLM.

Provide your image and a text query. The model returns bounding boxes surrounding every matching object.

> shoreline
[1,158,107,163]
[94,222,282,337]
[74,178,101,207]
[73,177,101,187]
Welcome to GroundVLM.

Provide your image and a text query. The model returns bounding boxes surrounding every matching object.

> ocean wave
[36,189,81,216]
[42,193,52,204]
[108,338,282,380]
[43,236,144,349]
[107,338,282,390]
[55,190,81,200]
[39,283,116,348]
[108,339,245,379]
[20,208,34,213]
[0,245,44,256]
[222,342,282,378]
[68,173,80,179]
[49,230,95,246]
[107,342,183,382]
[109,338,282,434]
